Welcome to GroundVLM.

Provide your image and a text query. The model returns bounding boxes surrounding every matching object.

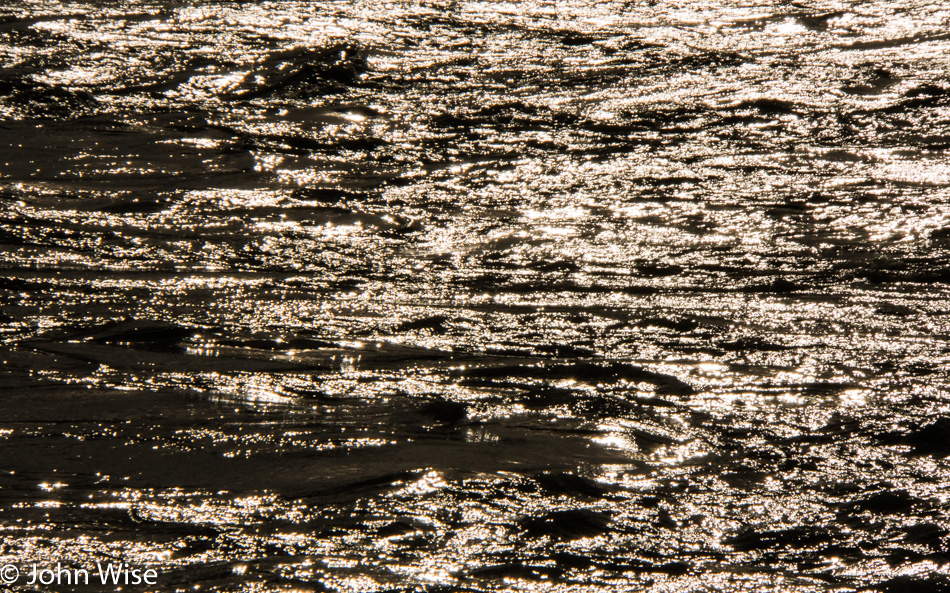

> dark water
[2,0,950,591]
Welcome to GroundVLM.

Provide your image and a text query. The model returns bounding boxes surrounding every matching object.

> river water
[2,0,950,591]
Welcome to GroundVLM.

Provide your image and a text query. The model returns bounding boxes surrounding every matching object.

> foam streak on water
[2,1,950,591]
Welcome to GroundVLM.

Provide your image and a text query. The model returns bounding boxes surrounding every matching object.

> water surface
[2,0,950,591]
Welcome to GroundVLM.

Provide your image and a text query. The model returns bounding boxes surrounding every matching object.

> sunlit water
[2,0,950,591]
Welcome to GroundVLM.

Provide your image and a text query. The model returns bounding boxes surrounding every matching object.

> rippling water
[2,0,950,591]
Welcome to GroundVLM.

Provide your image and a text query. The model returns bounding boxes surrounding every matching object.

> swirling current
[2,1,950,591]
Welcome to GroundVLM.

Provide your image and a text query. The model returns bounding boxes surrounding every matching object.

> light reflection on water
[1,0,950,590]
